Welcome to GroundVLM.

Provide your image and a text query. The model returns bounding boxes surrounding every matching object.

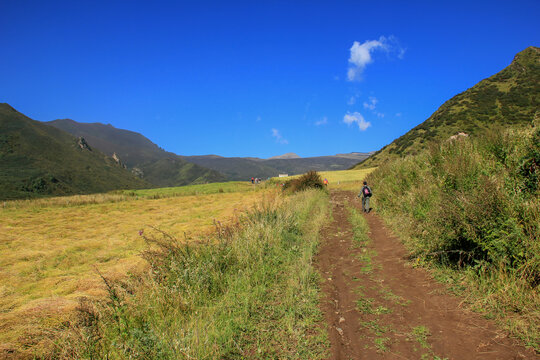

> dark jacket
[359,185,372,198]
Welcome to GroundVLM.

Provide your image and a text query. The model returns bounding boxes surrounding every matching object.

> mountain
[182,152,372,180]
[46,119,226,187]
[268,152,301,160]
[356,46,540,169]
[0,104,150,200]
[47,118,371,181]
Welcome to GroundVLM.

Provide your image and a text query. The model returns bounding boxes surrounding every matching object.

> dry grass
[0,184,270,354]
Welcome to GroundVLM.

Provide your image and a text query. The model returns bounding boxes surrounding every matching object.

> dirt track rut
[316,190,536,360]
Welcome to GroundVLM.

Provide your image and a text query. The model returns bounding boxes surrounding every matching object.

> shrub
[365,124,540,348]
[282,170,326,193]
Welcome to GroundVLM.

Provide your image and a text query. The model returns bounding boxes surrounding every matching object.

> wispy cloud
[271,128,288,144]
[256,115,262,122]
[347,95,358,105]
[363,96,378,110]
[343,112,371,131]
[315,116,328,126]
[347,36,405,81]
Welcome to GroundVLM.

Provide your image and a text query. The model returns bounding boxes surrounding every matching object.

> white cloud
[395,112,402,117]
[271,128,289,144]
[256,115,262,122]
[376,112,385,118]
[363,96,378,110]
[347,36,405,81]
[315,116,328,126]
[347,96,357,105]
[343,112,371,131]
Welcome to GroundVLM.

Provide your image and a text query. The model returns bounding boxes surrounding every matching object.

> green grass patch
[409,325,431,349]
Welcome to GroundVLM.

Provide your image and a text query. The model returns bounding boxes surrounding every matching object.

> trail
[316,190,536,360]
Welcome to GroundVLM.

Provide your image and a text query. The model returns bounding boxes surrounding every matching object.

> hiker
[251,177,254,184]
[323,178,329,187]
[358,181,372,213]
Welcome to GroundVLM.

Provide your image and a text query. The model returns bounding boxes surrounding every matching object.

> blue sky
[1,1,538,158]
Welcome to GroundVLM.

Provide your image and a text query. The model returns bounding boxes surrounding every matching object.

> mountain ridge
[46,119,227,187]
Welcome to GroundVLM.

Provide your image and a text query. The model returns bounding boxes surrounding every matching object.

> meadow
[0,181,268,356]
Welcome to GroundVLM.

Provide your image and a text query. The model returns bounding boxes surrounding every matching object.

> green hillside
[0,104,150,200]
[356,46,539,168]
[46,119,227,187]
[365,124,539,348]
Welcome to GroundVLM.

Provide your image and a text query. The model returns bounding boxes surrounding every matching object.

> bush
[365,124,540,348]
[282,171,325,193]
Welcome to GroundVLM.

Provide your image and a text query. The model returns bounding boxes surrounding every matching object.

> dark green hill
[46,119,226,187]
[356,46,540,169]
[0,104,150,200]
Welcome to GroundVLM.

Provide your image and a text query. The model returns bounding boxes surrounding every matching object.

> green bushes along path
[366,124,539,349]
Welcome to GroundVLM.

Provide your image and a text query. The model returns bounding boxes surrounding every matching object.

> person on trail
[251,177,254,184]
[323,178,329,187]
[358,181,372,213]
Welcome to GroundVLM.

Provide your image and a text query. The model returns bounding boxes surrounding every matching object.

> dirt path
[316,190,536,360]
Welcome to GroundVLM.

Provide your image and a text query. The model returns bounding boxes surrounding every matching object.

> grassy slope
[46,119,227,187]
[54,189,330,359]
[357,46,540,169]
[365,125,539,349]
[0,104,150,200]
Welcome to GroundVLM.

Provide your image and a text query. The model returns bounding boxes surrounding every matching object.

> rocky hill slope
[46,119,226,187]
[0,104,150,200]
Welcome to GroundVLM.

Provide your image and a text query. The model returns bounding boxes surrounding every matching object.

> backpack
[363,186,371,197]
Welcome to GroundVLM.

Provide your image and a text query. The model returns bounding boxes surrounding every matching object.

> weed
[360,320,391,336]
[356,298,375,314]
[409,325,431,349]
[374,337,391,352]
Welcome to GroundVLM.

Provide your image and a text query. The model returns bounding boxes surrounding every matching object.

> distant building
[278,174,288,178]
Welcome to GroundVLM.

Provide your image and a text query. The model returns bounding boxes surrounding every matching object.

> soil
[316,190,537,360]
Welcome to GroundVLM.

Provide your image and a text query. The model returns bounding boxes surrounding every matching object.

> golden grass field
[0,171,374,354]
[0,181,269,352]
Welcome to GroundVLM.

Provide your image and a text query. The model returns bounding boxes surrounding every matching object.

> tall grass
[366,124,539,349]
[55,190,330,359]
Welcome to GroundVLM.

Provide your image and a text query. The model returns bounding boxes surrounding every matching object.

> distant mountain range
[0,104,150,200]
[181,153,370,180]
[46,121,371,182]
[356,46,540,169]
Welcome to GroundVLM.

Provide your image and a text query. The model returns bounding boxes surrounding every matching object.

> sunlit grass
[0,183,270,352]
